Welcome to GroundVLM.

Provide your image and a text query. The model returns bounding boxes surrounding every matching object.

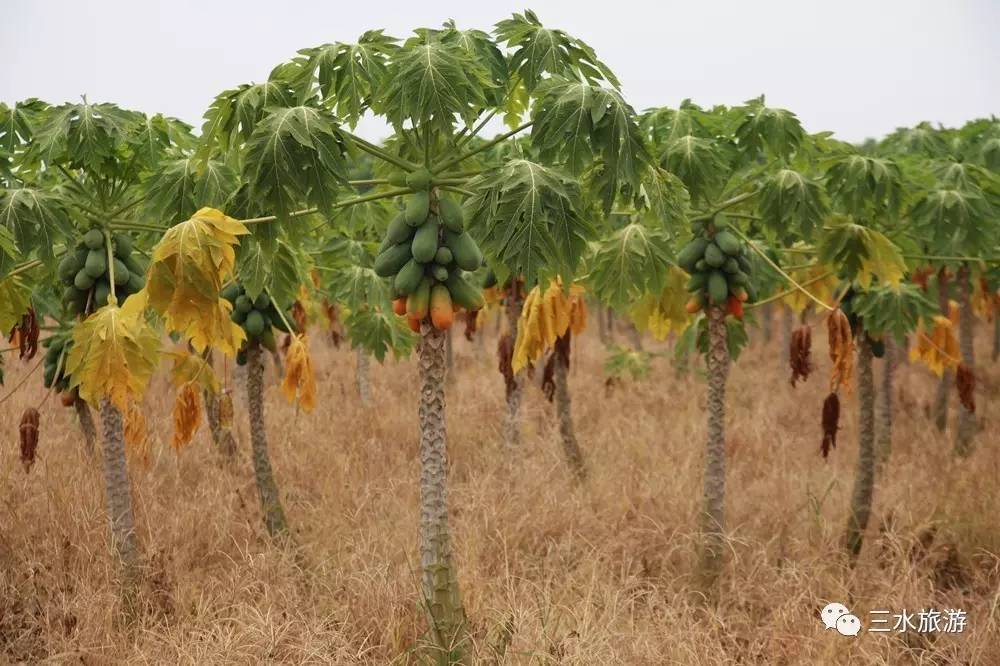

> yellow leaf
[0,277,30,334]
[143,207,248,357]
[630,266,690,340]
[856,229,905,289]
[164,348,221,394]
[123,399,150,467]
[783,264,838,314]
[281,334,316,412]
[512,279,587,373]
[65,295,160,410]
[171,382,202,451]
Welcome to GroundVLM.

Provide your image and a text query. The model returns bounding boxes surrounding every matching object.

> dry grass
[2,316,999,664]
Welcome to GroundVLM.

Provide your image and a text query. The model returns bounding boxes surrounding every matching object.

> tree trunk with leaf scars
[417,325,467,660]
[933,269,953,431]
[247,344,289,537]
[846,334,876,559]
[875,338,895,467]
[700,307,729,585]
[99,399,141,610]
[204,387,237,458]
[356,347,371,406]
[626,322,645,351]
[74,397,97,455]
[553,333,586,480]
[954,267,976,456]
[502,289,524,449]
[445,327,455,381]
[605,307,616,341]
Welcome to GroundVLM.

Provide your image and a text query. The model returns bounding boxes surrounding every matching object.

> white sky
[2,0,997,143]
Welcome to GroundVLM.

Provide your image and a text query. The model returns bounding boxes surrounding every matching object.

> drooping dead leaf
[19,407,40,472]
[143,207,248,356]
[123,399,149,467]
[171,382,202,451]
[281,335,316,412]
[956,364,975,414]
[218,391,234,429]
[463,308,479,342]
[497,333,515,399]
[630,267,691,340]
[821,393,840,459]
[512,280,587,373]
[790,325,812,387]
[8,307,39,360]
[909,316,960,377]
[827,309,854,393]
[164,348,220,394]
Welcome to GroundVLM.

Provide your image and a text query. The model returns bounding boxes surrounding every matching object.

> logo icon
[821,602,861,636]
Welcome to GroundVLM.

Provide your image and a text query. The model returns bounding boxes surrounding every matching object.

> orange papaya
[393,297,407,316]
[430,285,454,330]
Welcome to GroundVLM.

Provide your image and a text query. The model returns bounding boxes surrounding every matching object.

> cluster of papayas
[222,283,296,365]
[678,220,756,320]
[57,228,146,316]
[376,170,485,332]
[41,329,79,407]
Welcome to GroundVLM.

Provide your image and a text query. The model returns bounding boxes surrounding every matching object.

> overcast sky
[2,0,997,143]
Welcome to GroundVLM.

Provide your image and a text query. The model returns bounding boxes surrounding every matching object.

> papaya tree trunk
[597,301,608,343]
[761,302,773,345]
[954,267,977,456]
[700,306,729,584]
[356,347,371,406]
[247,344,289,537]
[99,400,141,609]
[270,347,284,383]
[845,335,876,559]
[502,291,524,449]
[606,307,616,341]
[74,397,97,456]
[875,338,895,467]
[445,327,455,381]
[417,325,467,659]
[626,322,644,351]
[553,334,586,480]
[204,388,237,458]
[933,269,952,431]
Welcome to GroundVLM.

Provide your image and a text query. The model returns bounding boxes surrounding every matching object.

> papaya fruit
[434,246,453,265]
[384,212,412,247]
[687,272,708,292]
[394,258,424,296]
[221,283,241,303]
[74,269,95,291]
[392,297,407,316]
[127,272,145,293]
[744,282,758,303]
[445,272,485,310]
[726,295,744,320]
[405,191,430,226]
[253,293,270,310]
[733,287,749,302]
[677,238,708,273]
[445,230,483,271]
[245,310,265,337]
[406,168,432,191]
[411,215,440,263]
[236,349,247,366]
[704,243,726,268]
[235,295,253,314]
[64,286,87,313]
[113,233,133,258]
[407,277,432,320]
[707,270,729,305]
[58,254,80,284]
[112,259,130,285]
[260,327,277,353]
[685,293,704,314]
[43,363,56,388]
[714,229,740,256]
[93,280,110,307]
[723,257,740,275]
[432,265,449,282]
[737,254,752,273]
[388,172,408,188]
[730,271,749,287]
[430,285,454,330]
[438,196,465,233]
[374,242,413,277]
[84,249,107,278]
[406,315,421,333]
[83,228,105,250]
[482,268,497,288]
[695,259,708,272]
[123,254,146,276]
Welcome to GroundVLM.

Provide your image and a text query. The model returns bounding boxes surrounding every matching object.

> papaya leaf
[512,280,586,372]
[659,135,729,204]
[0,276,30,333]
[31,101,140,172]
[0,187,71,263]
[164,348,221,394]
[281,334,317,412]
[586,222,673,307]
[825,154,903,218]
[344,306,416,362]
[851,284,936,343]
[144,156,238,225]
[628,266,691,340]
[128,114,195,170]
[236,237,303,307]
[65,294,160,411]
[0,99,48,155]
[910,187,996,254]
[818,216,906,288]
[734,98,804,161]
[756,168,827,237]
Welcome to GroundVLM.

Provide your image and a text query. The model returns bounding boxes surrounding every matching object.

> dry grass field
[2,315,998,664]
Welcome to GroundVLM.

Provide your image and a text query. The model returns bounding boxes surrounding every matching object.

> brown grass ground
[1,314,998,664]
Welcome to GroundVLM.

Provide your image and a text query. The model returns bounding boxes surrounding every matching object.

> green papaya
[723,257,740,275]
[93,280,110,307]
[221,283,241,303]
[745,282,758,303]
[730,271,749,287]
[870,337,886,359]
[74,269,95,291]
[388,172,408,188]
[236,349,247,366]
[113,233,133,258]
[405,191,430,226]
[83,228,105,250]
[385,212,412,246]
[687,272,708,293]
[438,197,465,233]
[253,293,270,310]
[707,270,729,305]
[123,255,146,276]
[677,238,709,273]
[445,272,485,310]
[445,230,482,271]
[260,327,277,353]
[714,229,740,256]
[64,286,87,313]
[374,243,413,278]
[406,168,433,191]
[231,307,247,325]
[704,243,726,268]
[695,259,708,272]
[394,258,424,296]
[737,254,752,273]
[112,259,130,285]
[245,310,265,337]
[411,215,440,263]
[432,265,449,282]
[407,277,432,319]
[435,246,453,265]
[84,249,107,278]
[44,343,62,364]
[127,272,145,293]
[44,363,56,388]
[58,254,80,284]
[235,295,253,314]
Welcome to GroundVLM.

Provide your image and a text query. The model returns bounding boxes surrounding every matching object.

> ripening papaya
[405,191,430,226]
[394,258,425,296]
[707,270,729,305]
[704,243,726,268]
[406,315,421,333]
[393,297,407,316]
[430,285,454,330]
[714,229,740,256]
[685,293,704,314]
[444,272,485,310]
[411,215,440,263]
[445,230,482,271]
[677,238,708,273]
[726,295,744,320]
[83,228,105,250]
[733,287,749,302]
[438,196,465,233]
[374,243,413,277]
[407,277,432,320]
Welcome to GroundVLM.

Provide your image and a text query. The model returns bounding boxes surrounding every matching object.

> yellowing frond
[630,267,690,341]
[783,264,838,314]
[281,334,316,412]
[164,348,221,394]
[910,316,960,377]
[171,382,202,451]
[123,399,150,467]
[0,277,31,334]
[827,308,854,394]
[512,280,586,373]
[65,295,160,411]
[143,207,248,357]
